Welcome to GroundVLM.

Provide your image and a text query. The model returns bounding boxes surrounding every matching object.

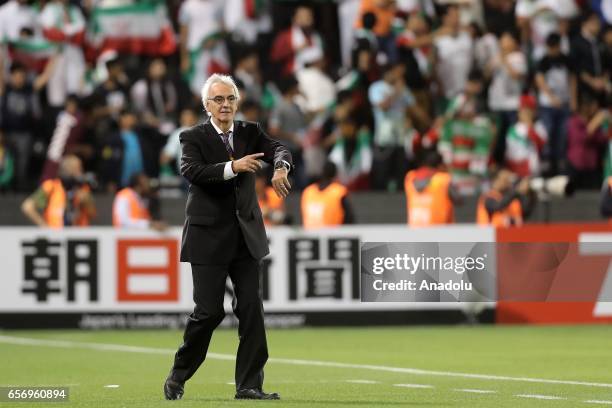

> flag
[184,32,230,94]
[6,38,57,73]
[88,0,176,56]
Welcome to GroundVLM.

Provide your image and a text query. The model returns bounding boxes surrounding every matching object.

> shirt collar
[210,117,234,135]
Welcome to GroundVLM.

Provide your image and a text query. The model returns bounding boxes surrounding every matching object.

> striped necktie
[220,132,234,160]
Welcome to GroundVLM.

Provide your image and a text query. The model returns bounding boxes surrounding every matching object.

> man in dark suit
[164,74,292,401]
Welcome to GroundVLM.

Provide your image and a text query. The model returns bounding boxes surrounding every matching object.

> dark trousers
[5,131,32,191]
[371,146,408,192]
[169,229,268,391]
[492,110,517,165]
[539,106,569,175]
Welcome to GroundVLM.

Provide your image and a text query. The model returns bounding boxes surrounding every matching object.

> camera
[529,175,574,198]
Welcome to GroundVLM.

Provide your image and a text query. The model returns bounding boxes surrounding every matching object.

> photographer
[112,172,166,231]
[21,154,96,228]
[476,168,534,227]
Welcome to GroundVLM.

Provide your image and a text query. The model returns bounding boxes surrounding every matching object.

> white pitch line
[1,334,611,389]
[455,389,497,394]
[103,385,120,388]
[585,401,612,405]
[345,380,380,384]
[394,384,434,389]
[515,394,566,400]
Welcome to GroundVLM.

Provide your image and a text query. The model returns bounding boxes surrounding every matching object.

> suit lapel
[232,121,247,159]
[202,118,231,161]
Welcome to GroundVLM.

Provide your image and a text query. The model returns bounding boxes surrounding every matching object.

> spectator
[356,0,395,38]
[233,49,263,102]
[353,12,379,55]
[91,56,129,127]
[268,75,307,188]
[487,30,527,164]
[396,12,434,116]
[505,94,548,177]
[21,154,96,228]
[566,94,609,189]
[0,0,37,43]
[336,43,377,130]
[236,99,261,123]
[40,95,87,182]
[438,70,495,196]
[131,58,178,136]
[270,6,323,76]
[345,39,379,90]
[0,62,47,190]
[515,0,568,61]
[112,172,166,231]
[535,32,576,175]
[96,123,123,193]
[404,151,460,227]
[368,62,419,191]
[319,90,357,151]
[178,0,229,95]
[0,130,15,191]
[476,168,530,227]
[301,161,355,228]
[223,0,272,46]
[571,11,608,102]
[355,0,397,61]
[483,0,516,37]
[328,116,372,191]
[256,170,286,226]
[0,0,38,90]
[118,110,144,188]
[39,0,86,107]
[160,107,199,176]
[295,47,336,115]
[470,22,499,75]
[433,5,473,112]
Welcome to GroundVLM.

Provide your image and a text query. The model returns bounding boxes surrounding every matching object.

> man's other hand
[271,168,291,198]
[232,153,264,173]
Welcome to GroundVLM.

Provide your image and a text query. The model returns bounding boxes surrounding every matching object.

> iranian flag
[184,32,230,94]
[6,38,57,73]
[88,0,176,56]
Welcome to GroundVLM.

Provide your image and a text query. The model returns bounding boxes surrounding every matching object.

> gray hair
[201,74,241,114]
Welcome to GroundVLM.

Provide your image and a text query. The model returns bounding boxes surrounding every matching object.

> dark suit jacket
[179,118,292,264]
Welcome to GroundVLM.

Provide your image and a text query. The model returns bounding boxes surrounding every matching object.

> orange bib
[404,170,454,227]
[301,182,347,228]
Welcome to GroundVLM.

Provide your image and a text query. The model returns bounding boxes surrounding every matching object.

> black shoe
[164,378,184,400]
[235,388,280,400]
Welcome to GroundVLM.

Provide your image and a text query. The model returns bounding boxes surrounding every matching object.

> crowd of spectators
[0,0,610,198]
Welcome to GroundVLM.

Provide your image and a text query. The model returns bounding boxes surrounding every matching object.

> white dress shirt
[210,118,237,180]
[210,118,290,179]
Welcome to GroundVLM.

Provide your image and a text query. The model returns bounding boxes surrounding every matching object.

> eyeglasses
[208,95,238,105]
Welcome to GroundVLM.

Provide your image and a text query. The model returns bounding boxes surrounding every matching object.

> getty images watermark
[360,242,612,302]
[361,243,495,302]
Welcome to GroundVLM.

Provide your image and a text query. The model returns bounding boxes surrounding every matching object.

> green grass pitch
[0,325,611,407]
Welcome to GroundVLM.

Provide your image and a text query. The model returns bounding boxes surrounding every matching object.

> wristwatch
[274,161,291,172]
